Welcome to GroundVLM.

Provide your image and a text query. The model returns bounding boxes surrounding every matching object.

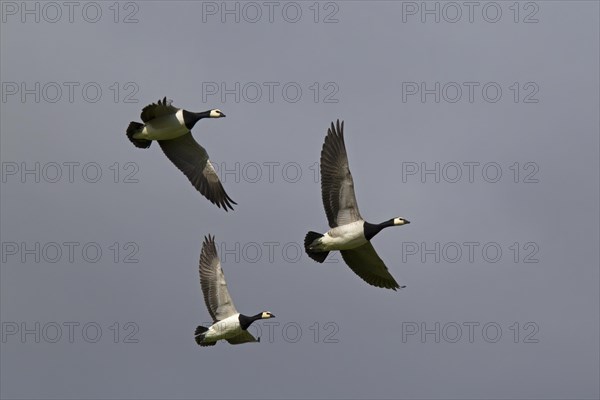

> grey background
[1,1,598,399]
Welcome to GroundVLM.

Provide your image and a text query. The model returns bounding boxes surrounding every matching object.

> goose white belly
[204,314,243,341]
[321,221,367,250]
[134,110,189,141]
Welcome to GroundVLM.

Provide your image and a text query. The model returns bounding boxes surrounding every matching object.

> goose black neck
[239,313,263,330]
[182,110,210,130]
[363,219,395,241]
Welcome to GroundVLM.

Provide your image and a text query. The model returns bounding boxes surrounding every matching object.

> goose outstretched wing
[140,97,179,122]
[159,133,236,211]
[199,235,238,322]
[320,120,362,228]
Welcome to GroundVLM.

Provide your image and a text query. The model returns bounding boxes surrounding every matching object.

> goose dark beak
[221,113,226,117]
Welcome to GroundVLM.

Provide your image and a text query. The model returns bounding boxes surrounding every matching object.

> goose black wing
[158,133,236,211]
[199,235,239,322]
[320,120,362,228]
[340,243,402,290]
[140,97,179,122]
[226,331,259,345]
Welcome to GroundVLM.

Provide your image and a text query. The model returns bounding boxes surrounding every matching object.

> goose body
[314,221,368,251]
[126,97,236,211]
[201,313,248,342]
[304,120,410,290]
[195,235,275,347]
[135,109,188,140]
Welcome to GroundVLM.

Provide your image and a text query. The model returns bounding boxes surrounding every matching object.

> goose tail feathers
[304,231,329,263]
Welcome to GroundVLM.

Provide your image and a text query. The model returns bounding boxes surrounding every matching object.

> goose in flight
[126,97,236,211]
[304,120,410,290]
[195,235,275,346]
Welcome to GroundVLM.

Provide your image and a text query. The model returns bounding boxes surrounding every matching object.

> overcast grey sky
[1,1,599,399]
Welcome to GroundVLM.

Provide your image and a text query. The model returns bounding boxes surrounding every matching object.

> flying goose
[195,235,275,346]
[126,97,236,211]
[304,120,410,290]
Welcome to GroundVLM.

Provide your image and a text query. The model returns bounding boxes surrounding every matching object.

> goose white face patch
[210,109,223,118]
[394,218,407,226]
